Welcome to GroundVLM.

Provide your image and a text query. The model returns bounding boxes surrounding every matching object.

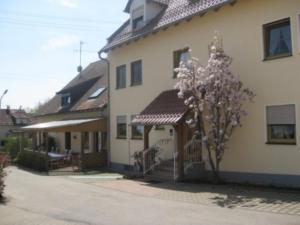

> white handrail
[142,138,172,175]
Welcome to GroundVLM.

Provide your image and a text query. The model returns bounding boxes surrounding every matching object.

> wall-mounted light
[169,129,174,137]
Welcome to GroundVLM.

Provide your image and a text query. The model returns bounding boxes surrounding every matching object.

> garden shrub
[4,137,19,160]
[17,150,48,172]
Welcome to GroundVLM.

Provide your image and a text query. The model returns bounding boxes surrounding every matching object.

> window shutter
[266,104,295,125]
[117,115,127,124]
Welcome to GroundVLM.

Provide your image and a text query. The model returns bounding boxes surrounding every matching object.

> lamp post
[0,89,8,109]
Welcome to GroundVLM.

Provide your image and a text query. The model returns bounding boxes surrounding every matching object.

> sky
[0,0,128,111]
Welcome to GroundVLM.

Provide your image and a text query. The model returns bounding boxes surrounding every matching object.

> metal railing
[142,138,172,175]
[183,139,202,172]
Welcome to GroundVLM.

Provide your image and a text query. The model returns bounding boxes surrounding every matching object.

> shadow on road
[142,180,300,209]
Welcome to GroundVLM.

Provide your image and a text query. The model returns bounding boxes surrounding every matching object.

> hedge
[17,150,48,172]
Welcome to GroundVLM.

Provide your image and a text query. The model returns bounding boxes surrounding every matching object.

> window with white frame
[266,104,296,144]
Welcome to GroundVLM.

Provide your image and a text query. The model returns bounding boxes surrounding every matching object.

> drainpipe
[98,50,111,168]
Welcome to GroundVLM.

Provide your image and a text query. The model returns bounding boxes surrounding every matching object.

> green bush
[3,137,19,160]
[17,150,48,172]
[3,136,32,161]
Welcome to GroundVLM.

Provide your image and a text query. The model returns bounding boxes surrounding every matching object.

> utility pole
[0,89,8,109]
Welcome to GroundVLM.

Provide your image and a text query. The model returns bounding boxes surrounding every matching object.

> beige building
[34,61,108,157]
[100,0,300,187]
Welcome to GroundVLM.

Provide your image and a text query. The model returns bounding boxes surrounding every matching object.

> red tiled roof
[102,0,233,52]
[131,89,189,125]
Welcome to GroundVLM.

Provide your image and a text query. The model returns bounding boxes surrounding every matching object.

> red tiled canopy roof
[131,89,189,125]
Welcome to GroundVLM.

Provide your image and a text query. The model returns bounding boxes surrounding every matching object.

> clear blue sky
[0,0,128,110]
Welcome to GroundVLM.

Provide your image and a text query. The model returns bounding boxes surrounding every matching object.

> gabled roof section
[36,60,108,117]
[0,109,34,126]
[131,89,189,125]
[124,0,169,13]
[102,0,234,52]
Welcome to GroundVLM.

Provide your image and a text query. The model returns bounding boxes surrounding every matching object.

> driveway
[0,167,300,225]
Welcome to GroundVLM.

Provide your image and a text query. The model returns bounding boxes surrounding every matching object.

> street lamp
[0,89,8,109]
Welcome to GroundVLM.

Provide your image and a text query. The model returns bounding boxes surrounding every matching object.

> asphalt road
[1,167,299,225]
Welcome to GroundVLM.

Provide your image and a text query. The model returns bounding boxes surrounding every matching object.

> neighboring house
[0,107,33,149]
[33,60,108,156]
[100,0,300,187]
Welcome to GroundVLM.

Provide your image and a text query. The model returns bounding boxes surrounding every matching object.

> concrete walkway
[1,167,300,225]
[86,179,300,216]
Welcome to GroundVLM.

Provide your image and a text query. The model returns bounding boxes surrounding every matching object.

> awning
[22,118,106,132]
[131,90,189,126]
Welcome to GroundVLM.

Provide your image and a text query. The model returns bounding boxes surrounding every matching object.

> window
[116,65,126,89]
[131,60,142,86]
[131,6,144,30]
[133,16,144,30]
[89,88,106,99]
[263,18,292,60]
[117,116,127,139]
[173,48,190,78]
[131,115,144,139]
[266,104,296,144]
[61,93,71,107]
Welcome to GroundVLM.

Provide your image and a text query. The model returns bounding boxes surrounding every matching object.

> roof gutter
[98,49,111,168]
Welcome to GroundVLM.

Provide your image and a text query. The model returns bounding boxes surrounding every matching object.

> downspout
[98,50,111,168]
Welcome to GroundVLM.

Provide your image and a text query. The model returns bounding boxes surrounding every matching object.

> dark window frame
[173,48,189,78]
[131,115,144,140]
[61,93,71,107]
[117,116,127,139]
[263,18,292,60]
[132,16,144,30]
[266,104,296,145]
[131,60,142,86]
[116,65,126,89]
[267,124,296,145]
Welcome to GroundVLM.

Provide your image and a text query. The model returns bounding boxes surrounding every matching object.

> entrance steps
[144,160,174,183]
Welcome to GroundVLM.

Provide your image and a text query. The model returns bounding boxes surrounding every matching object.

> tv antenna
[76,41,84,73]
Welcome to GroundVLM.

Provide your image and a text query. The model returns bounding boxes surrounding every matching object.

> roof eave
[101,0,236,52]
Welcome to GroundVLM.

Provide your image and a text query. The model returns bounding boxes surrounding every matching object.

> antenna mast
[77,41,84,73]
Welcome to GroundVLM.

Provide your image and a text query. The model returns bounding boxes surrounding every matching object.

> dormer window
[133,16,144,30]
[62,93,71,107]
[131,5,144,30]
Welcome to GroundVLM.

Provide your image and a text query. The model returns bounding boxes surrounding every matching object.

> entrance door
[65,132,71,150]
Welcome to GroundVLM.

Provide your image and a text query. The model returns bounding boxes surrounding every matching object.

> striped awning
[131,90,189,126]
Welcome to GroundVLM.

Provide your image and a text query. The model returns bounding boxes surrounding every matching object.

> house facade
[101,0,300,187]
[34,61,108,155]
[0,107,33,149]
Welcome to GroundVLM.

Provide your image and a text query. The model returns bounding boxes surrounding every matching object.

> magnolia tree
[175,35,255,182]
[0,162,6,200]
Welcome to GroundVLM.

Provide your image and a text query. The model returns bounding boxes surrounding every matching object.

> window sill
[263,53,292,61]
[265,141,296,145]
[131,137,143,140]
[116,137,127,140]
[116,87,126,90]
[130,83,142,87]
